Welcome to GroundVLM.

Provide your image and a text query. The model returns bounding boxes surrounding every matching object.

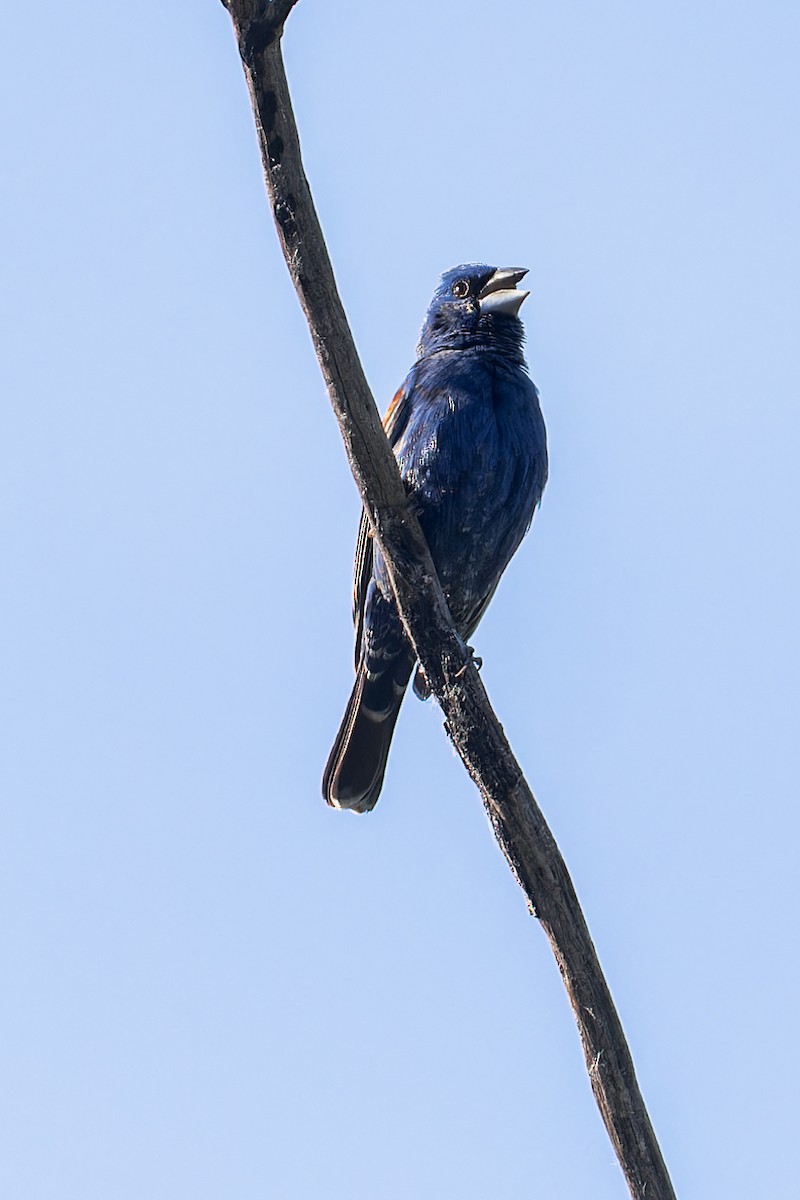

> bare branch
[218,0,299,32]
[221,6,677,1198]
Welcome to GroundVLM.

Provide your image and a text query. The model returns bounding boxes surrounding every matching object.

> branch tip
[225,0,300,59]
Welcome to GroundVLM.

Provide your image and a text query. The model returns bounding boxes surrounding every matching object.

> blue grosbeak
[323,264,548,812]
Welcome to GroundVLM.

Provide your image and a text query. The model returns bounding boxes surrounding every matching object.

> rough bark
[220,4,677,1197]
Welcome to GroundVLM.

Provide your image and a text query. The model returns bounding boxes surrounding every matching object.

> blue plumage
[323,264,548,811]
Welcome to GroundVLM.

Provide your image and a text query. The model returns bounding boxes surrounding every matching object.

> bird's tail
[323,656,413,813]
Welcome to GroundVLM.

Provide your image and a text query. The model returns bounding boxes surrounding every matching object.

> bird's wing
[351,373,417,665]
[382,371,416,447]
[351,507,372,666]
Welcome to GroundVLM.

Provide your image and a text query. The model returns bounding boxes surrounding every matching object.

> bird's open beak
[478,267,530,316]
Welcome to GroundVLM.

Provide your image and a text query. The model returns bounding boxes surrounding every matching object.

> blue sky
[2,2,799,1196]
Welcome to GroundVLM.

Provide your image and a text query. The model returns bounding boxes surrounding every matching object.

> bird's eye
[452,279,470,298]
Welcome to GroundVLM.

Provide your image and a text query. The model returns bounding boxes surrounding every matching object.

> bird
[323,263,548,812]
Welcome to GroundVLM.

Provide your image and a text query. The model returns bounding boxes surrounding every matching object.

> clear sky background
[2,2,798,1197]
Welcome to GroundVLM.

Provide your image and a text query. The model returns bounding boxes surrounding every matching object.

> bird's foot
[454,645,482,679]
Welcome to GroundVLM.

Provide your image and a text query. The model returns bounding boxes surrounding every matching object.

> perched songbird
[323,264,548,812]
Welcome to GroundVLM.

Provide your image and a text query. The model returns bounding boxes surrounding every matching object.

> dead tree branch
[220,4,677,1197]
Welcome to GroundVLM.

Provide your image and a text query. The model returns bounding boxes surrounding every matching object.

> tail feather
[323,658,412,813]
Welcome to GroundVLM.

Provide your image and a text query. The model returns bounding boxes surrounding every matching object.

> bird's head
[417,264,530,359]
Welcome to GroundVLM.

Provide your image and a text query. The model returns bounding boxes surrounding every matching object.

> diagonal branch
[220,5,677,1198]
